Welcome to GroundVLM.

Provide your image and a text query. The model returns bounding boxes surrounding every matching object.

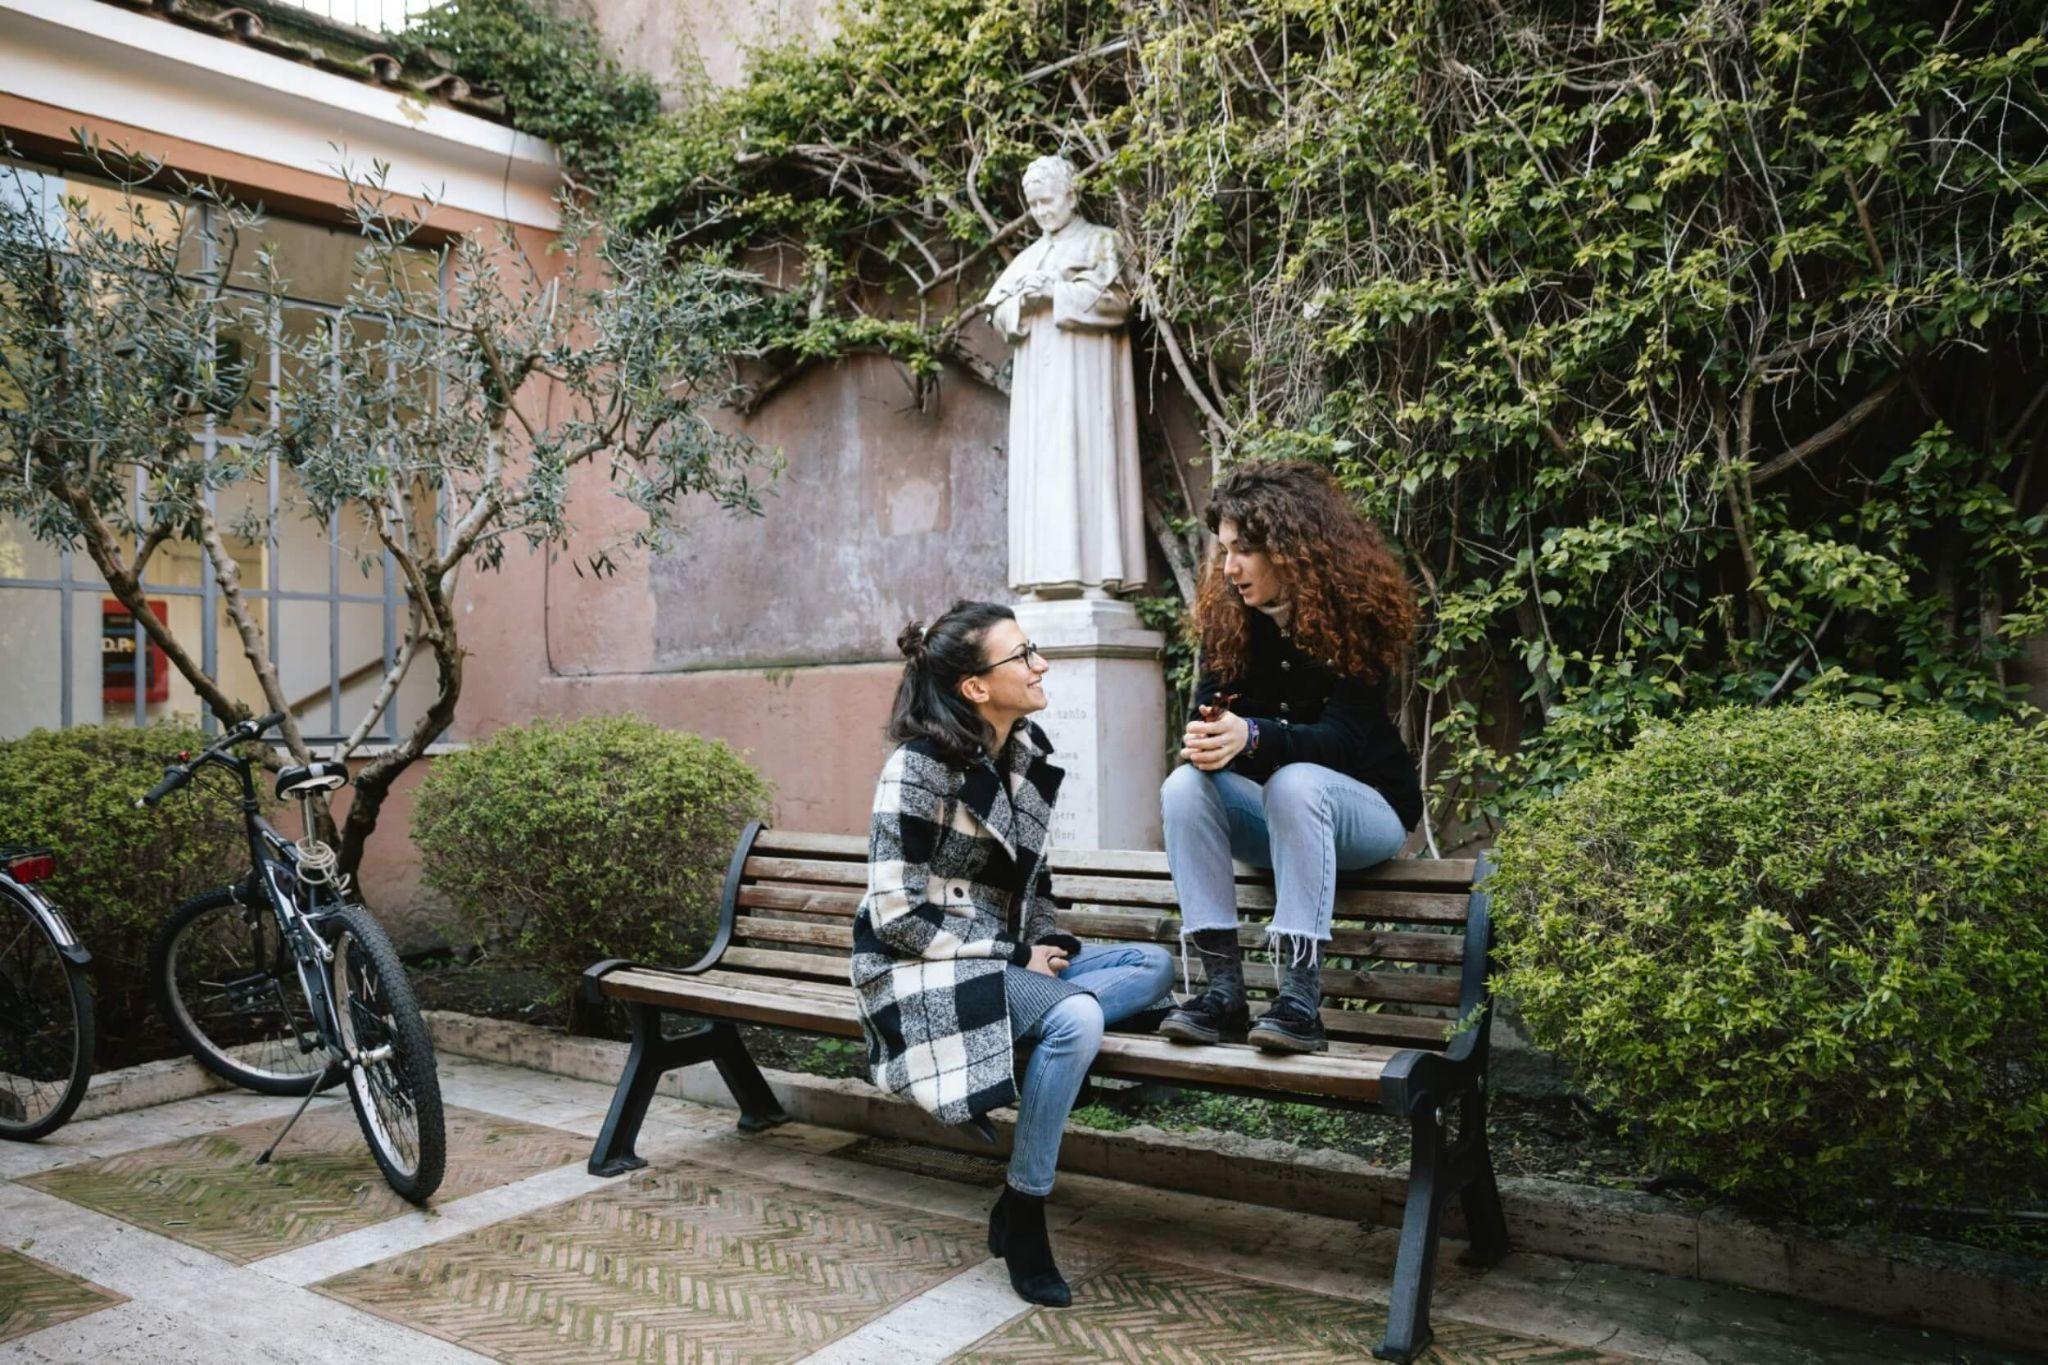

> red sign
[103,598,169,704]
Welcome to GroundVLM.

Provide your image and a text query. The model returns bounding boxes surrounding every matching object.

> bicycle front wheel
[0,885,93,1141]
[327,904,444,1203]
[152,887,341,1095]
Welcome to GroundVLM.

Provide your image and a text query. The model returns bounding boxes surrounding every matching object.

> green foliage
[411,716,773,1006]
[788,1036,867,1078]
[0,724,256,1060]
[395,0,659,184]
[1490,702,2048,1224]
[1067,1103,1136,1132]
[609,0,2048,826]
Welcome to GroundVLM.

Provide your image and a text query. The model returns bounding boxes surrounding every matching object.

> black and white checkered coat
[850,722,1066,1126]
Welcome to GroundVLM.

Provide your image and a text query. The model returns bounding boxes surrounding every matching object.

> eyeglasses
[974,642,1045,674]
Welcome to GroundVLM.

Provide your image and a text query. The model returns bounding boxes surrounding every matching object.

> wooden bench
[582,822,1507,1363]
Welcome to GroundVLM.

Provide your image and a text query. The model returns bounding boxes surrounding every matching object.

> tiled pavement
[0,1055,2035,1364]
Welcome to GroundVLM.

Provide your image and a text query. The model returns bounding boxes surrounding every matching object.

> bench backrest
[709,825,1485,1052]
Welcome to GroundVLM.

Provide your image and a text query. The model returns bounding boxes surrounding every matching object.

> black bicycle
[0,847,94,1141]
[141,714,445,1201]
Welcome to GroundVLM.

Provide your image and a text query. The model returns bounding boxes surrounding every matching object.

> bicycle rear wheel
[152,887,340,1095]
[0,884,94,1141]
[327,903,444,1203]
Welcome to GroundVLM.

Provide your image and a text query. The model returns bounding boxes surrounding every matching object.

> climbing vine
[395,0,660,186]
[611,0,2047,839]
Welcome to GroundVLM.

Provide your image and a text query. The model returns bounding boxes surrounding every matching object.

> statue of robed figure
[983,155,1148,598]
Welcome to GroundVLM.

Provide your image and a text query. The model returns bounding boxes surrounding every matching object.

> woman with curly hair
[1159,461,1423,1054]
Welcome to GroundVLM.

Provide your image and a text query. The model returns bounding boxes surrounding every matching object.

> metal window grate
[0,157,438,748]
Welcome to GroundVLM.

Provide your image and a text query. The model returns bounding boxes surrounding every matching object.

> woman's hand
[1027,944,1071,977]
[1181,711,1249,771]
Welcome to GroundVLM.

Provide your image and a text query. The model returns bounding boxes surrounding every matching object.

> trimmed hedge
[0,724,255,1064]
[1490,702,2048,1224]
[411,716,773,1012]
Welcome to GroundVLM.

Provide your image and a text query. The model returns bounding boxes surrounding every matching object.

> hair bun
[896,620,928,661]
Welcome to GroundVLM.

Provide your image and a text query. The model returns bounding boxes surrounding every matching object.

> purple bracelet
[1243,718,1260,757]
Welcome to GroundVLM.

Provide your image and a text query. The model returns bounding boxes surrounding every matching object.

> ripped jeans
[1160,762,1407,989]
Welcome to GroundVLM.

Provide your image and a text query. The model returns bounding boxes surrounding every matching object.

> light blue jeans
[1160,762,1408,969]
[1009,942,1175,1195]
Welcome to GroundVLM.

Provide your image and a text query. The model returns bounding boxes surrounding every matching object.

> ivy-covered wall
[430,0,2048,842]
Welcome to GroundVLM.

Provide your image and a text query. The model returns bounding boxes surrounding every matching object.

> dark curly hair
[1194,461,1417,683]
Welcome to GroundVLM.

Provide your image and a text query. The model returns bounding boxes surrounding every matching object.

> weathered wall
[577,0,835,97]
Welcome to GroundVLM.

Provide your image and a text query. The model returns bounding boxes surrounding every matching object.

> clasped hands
[1015,270,1056,305]
[1182,709,1250,772]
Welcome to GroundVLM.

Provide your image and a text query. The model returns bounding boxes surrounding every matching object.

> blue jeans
[1160,762,1408,956]
[1008,942,1174,1195]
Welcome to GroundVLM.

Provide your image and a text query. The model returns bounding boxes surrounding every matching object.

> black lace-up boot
[1249,941,1328,1053]
[1159,928,1250,1044]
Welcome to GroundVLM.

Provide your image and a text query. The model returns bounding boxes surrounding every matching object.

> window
[0,156,443,747]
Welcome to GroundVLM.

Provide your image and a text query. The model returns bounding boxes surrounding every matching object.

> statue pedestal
[1013,597,1167,851]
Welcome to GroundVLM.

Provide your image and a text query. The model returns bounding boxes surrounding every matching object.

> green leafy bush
[0,724,254,1064]
[1490,702,2048,1224]
[412,716,773,1012]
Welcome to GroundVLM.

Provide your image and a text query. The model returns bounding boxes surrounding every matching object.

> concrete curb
[74,1053,229,1121]
[421,1010,2045,1352]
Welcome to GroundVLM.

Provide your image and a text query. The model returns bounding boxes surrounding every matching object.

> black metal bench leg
[589,1002,677,1177]
[1376,1101,1448,1364]
[708,1021,791,1133]
[1456,1087,1510,1268]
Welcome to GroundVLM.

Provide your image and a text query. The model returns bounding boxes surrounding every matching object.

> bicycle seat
[276,760,349,799]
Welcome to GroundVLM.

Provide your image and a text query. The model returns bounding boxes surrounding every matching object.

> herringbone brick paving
[952,1261,1623,1364]
[0,1246,126,1344]
[315,1159,987,1364]
[22,1102,586,1264]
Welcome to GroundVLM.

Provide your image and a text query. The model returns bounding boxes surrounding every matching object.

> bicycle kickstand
[255,1071,329,1166]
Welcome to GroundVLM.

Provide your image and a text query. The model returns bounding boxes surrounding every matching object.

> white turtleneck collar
[1255,600,1294,632]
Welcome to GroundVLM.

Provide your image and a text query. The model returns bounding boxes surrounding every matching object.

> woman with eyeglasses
[851,599,1174,1308]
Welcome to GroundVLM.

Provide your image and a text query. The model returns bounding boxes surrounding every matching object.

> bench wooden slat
[596,968,1396,1102]
[703,964,1452,1047]
[734,916,853,951]
[725,916,1464,1007]
[740,880,1468,929]
[1051,848,1479,891]
[734,910,1462,968]
[751,830,866,860]
[745,841,1480,895]
[1054,910,1463,963]
[744,856,872,887]
[738,885,862,916]
[711,946,1455,1044]
[1053,877,1469,924]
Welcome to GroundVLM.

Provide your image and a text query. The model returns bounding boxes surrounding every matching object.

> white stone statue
[983,155,1148,599]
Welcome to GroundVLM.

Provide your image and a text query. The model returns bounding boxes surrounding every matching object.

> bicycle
[0,847,95,1141]
[140,713,445,1202]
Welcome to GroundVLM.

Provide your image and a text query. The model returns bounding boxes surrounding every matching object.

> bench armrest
[581,820,769,1003]
[1381,852,1498,1117]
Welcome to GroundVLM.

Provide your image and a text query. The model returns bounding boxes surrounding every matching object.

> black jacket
[1194,609,1424,831]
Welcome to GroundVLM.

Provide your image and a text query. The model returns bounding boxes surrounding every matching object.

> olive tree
[1,135,773,876]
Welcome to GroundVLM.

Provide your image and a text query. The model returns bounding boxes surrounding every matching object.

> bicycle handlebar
[135,712,290,807]
[138,766,190,808]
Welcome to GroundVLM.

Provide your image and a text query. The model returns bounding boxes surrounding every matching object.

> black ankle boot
[1160,929,1249,1045]
[988,1185,1072,1307]
[1249,942,1327,1054]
